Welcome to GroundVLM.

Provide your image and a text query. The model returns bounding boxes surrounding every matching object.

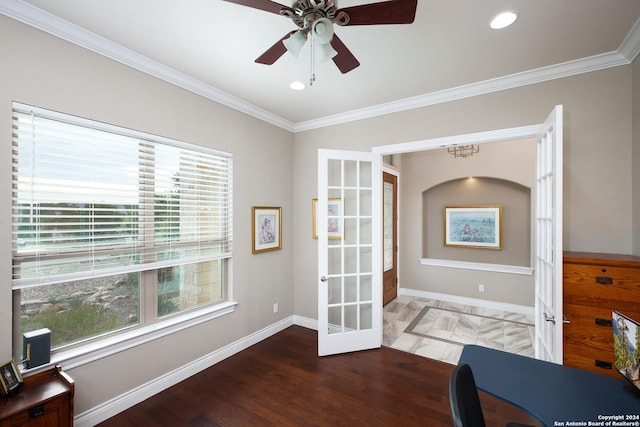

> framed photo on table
[312,198,342,240]
[252,206,282,253]
[444,205,502,249]
[0,359,23,395]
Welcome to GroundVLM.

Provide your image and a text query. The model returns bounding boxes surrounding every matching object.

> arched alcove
[422,177,531,266]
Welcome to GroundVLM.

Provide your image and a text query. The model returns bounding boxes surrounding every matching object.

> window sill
[21,301,238,374]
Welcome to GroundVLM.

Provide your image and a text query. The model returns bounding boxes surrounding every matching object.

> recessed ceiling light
[290,81,305,90]
[490,11,517,29]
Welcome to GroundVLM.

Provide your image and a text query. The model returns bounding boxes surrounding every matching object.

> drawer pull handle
[595,317,613,327]
[29,404,45,418]
[595,360,612,370]
[595,276,613,285]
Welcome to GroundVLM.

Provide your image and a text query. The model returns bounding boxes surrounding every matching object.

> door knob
[320,276,328,282]
[543,312,556,324]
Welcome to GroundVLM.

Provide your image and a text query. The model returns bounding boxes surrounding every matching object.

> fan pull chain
[310,36,316,86]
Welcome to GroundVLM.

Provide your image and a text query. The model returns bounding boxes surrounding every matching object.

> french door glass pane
[328,277,342,305]
[344,276,357,303]
[328,306,342,332]
[324,156,375,336]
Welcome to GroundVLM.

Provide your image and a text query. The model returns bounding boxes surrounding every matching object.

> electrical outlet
[478,284,485,293]
[273,303,278,313]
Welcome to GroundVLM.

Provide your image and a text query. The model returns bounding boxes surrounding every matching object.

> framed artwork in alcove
[444,205,502,249]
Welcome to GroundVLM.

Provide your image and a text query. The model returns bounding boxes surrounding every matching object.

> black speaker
[23,328,51,369]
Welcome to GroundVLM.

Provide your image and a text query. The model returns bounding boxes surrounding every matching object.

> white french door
[314,107,562,360]
[534,105,564,363]
[317,149,382,356]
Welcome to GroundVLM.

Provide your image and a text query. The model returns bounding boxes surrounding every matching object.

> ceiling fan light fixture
[312,17,334,45]
[490,11,517,29]
[225,0,418,77]
[283,30,307,57]
[290,81,305,90]
[316,42,338,62]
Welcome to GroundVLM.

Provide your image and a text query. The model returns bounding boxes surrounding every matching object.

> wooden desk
[459,345,640,426]
[0,365,74,426]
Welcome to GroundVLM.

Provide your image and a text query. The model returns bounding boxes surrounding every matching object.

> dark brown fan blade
[255,31,296,65]
[339,0,417,26]
[221,0,285,15]
[330,34,360,74]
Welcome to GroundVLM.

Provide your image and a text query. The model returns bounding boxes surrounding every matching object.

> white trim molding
[420,258,533,276]
[294,51,629,132]
[373,125,539,155]
[400,288,534,316]
[293,315,319,331]
[2,1,640,133]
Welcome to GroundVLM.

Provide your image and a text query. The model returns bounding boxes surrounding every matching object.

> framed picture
[444,205,502,249]
[312,198,343,240]
[252,206,282,253]
[0,359,23,395]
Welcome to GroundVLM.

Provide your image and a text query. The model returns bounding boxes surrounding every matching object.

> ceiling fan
[222,0,418,75]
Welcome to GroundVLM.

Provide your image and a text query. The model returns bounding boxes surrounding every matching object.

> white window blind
[12,103,233,288]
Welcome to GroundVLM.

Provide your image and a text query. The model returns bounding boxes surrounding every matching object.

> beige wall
[413,145,534,265]
[0,16,294,413]
[293,66,633,317]
[403,141,535,305]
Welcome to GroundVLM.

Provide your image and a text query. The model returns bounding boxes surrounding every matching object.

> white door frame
[372,109,563,362]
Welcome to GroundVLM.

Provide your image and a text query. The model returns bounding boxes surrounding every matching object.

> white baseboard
[399,288,534,316]
[74,317,296,427]
[292,314,318,331]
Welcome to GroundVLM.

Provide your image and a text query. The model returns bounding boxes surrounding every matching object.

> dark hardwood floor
[98,325,542,426]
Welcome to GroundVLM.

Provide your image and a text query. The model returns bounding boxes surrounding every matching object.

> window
[11,103,233,357]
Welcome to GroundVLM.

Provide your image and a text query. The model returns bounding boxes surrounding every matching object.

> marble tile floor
[383,295,535,365]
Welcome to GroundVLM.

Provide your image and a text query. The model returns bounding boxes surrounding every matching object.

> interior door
[317,149,382,356]
[534,105,564,363]
[382,171,398,305]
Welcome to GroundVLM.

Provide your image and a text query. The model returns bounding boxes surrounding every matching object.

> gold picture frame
[444,205,502,249]
[312,198,343,240]
[252,206,282,254]
[0,359,23,395]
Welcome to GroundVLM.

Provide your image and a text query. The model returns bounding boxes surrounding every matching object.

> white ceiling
[3,0,640,131]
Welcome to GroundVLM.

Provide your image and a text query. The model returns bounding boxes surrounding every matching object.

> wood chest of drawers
[563,252,640,377]
[0,365,74,427]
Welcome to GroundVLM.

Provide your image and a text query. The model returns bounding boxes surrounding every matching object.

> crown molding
[294,16,640,132]
[619,15,640,62]
[2,1,639,134]
[0,0,296,132]
[293,50,629,132]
